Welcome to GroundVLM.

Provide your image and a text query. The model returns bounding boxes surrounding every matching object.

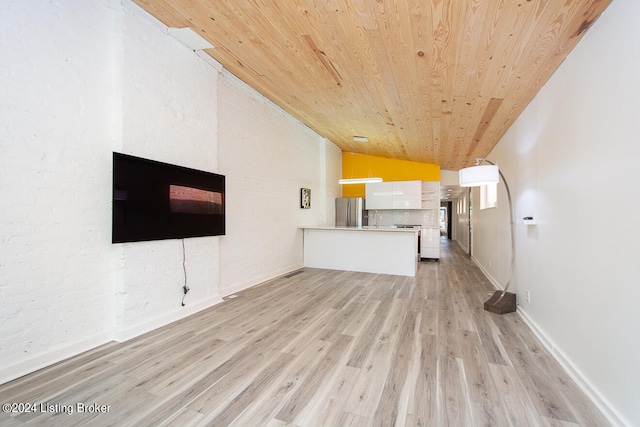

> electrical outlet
[526,290,531,303]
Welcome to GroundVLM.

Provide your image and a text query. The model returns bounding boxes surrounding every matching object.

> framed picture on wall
[300,188,311,209]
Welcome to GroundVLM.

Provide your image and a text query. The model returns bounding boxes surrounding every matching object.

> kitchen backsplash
[367,209,439,228]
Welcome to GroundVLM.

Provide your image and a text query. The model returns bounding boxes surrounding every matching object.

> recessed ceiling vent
[167,27,214,50]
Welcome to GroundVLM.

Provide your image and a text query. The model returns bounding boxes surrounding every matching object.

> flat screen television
[112,152,225,243]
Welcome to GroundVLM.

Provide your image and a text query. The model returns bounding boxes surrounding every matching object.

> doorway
[440,202,453,239]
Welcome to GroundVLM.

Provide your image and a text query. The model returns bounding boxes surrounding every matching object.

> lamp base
[484,291,516,314]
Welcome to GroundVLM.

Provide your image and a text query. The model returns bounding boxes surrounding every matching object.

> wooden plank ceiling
[133,0,611,170]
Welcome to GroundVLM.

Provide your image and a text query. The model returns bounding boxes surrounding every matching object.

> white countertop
[299,225,420,233]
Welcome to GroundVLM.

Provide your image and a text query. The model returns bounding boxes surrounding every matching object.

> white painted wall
[471,1,640,425]
[0,0,340,384]
[218,73,341,296]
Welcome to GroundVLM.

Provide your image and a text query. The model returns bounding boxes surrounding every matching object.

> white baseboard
[517,308,628,427]
[0,295,226,386]
[114,294,224,343]
[219,264,303,298]
[470,255,502,291]
[0,332,113,386]
[113,266,302,342]
[0,271,296,387]
[470,256,626,425]
[454,238,470,254]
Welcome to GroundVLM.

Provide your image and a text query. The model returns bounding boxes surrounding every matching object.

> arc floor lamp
[459,158,516,314]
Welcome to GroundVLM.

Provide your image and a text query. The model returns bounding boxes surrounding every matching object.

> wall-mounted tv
[112,152,225,243]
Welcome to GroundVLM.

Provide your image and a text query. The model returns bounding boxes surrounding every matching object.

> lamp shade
[459,164,499,187]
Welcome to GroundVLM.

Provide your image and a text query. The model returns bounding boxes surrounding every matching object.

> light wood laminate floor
[0,239,608,426]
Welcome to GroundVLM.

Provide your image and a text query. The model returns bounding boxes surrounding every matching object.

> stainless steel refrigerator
[335,197,366,227]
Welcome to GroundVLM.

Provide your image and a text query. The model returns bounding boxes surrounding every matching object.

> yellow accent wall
[341,153,440,198]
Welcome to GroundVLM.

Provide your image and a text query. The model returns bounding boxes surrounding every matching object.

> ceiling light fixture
[339,139,381,185]
[459,158,516,314]
[338,177,383,185]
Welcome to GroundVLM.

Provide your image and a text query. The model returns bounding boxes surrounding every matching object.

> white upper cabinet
[391,180,422,209]
[365,182,393,209]
[366,180,421,209]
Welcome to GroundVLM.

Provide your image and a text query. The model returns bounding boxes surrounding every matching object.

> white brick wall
[114,0,221,339]
[218,73,341,295]
[0,0,341,383]
[0,0,119,380]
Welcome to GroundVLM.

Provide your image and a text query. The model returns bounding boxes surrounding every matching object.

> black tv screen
[112,152,225,243]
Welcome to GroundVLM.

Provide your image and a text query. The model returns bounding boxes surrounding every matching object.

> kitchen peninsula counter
[300,226,419,276]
